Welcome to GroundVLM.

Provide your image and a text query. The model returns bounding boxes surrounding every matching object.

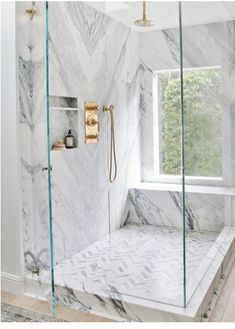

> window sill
[129,182,235,196]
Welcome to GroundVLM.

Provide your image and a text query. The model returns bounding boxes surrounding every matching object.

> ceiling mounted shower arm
[134,1,155,27]
[143,1,147,21]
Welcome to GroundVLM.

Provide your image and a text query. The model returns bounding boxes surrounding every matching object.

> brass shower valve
[85,102,99,143]
[86,115,98,127]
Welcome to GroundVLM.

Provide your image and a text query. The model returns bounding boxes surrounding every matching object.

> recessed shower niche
[49,95,78,150]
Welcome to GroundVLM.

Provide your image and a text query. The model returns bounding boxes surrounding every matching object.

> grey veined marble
[18,1,141,270]
[18,1,235,316]
[128,189,225,232]
[53,223,218,307]
[140,21,235,184]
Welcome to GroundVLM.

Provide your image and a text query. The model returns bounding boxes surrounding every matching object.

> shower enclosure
[18,1,235,321]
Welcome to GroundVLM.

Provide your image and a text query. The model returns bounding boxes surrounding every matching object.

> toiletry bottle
[65,129,74,149]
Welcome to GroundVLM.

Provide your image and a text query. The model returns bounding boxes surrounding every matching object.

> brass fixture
[103,105,117,183]
[85,102,99,143]
[26,2,36,20]
[32,266,40,276]
[42,165,52,172]
[134,1,155,27]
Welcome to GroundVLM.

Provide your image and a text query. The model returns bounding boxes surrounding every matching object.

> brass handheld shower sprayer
[103,105,117,183]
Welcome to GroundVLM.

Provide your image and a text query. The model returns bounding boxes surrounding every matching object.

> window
[154,67,222,182]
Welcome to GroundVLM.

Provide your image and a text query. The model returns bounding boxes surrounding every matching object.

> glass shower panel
[107,2,186,307]
[46,1,111,310]
[18,1,53,306]
[181,1,235,305]
[45,1,55,312]
[46,0,187,315]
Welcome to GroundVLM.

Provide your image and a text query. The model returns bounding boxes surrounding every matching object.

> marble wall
[128,189,225,232]
[18,2,50,273]
[48,2,141,263]
[140,21,235,185]
[19,1,141,271]
[139,20,235,232]
[19,0,234,279]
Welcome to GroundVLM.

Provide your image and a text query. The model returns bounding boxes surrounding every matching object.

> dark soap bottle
[65,129,74,149]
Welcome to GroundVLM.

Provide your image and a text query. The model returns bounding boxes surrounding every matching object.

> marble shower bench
[128,184,235,231]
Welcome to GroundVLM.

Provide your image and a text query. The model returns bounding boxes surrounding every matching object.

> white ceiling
[86,1,235,32]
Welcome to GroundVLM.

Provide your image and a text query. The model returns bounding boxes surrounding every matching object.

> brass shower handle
[42,165,52,172]
[103,105,114,112]
[86,115,98,127]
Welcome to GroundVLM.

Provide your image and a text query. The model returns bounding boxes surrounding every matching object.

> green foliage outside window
[158,68,222,176]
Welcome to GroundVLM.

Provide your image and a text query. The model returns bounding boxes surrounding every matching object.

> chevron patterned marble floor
[54,223,219,306]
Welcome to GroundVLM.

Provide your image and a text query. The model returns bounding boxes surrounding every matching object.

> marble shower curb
[24,227,235,322]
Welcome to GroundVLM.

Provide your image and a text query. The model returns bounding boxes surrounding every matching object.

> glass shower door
[45,0,111,312]
[181,1,235,306]
[107,1,187,308]
[45,0,187,317]
[18,0,54,306]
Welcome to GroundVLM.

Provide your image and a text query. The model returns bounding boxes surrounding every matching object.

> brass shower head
[134,1,155,27]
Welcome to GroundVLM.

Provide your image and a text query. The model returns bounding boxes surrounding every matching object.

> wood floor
[1,291,114,322]
[209,258,235,322]
[1,259,235,322]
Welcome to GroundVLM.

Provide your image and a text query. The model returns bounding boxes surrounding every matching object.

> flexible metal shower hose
[109,108,117,183]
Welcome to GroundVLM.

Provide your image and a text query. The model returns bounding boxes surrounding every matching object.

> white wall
[1,1,23,294]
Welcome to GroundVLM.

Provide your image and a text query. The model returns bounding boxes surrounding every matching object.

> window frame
[153,66,225,186]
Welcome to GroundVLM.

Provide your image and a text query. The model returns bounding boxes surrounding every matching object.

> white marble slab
[18,2,235,320]
[140,21,235,187]
[26,227,235,322]
[129,188,225,232]
[50,109,78,149]
[18,1,51,273]
[18,1,141,270]
[52,223,218,307]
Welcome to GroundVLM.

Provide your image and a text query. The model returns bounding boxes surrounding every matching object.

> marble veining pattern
[18,2,51,272]
[25,227,235,321]
[129,189,225,232]
[19,1,141,271]
[50,109,78,148]
[47,1,141,264]
[53,223,218,306]
[18,2,235,319]
[140,21,235,187]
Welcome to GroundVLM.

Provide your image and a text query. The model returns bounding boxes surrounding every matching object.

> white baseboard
[1,271,24,295]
